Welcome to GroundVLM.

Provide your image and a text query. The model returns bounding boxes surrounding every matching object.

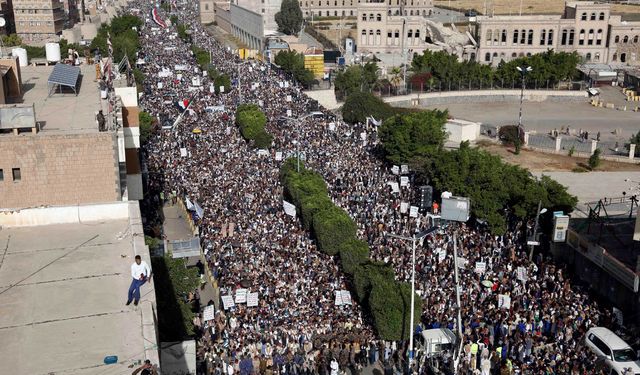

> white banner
[475,262,487,274]
[185,197,195,210]
[334,290,353,306]
[286,109,292,117]
[400,176,409,187]
[157,82,163,89]
[203,305,215,321]
[286,95,292,102]
[279,81,284,88]
[275,151,283,161]
[221,295,235,310]
[388,182,400,194]
[401,165,409,174]
[391,165,400,175]
[283,200,297,217]
[456,257,467,269]
[247,292,259,307]
[409,206,419,218]
[498,294,511,309]
[191,77,201,87]
[235,288,248,304]
[219,85,225,93]
[400,202,409,214]
[258,100,264,107]
[438,249,446,263]
[328,122,336,131]
[180,147,187,157]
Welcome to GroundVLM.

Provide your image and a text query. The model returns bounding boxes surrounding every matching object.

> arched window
[394,29,400,45]
[621,53,627,63]
[588,29,594,45]
[485,52,491,62]
[581,12,587,20]
[512,52,517,58]
[528,29,533,45]
[569,29,575,45]
[501,29,507,43]
[635,35,639,43]
[369,13,374,21]
[361,29,367,45]
[586,52,592,61]
[615,35,620,43]
[369,30,374,45]
[486,29,493,45]
[623,35,629,43]
[561,29,568,45]
[526,52,532,57]
[409,10,413,15]
[594,52,600,61]
[590,12,596,20]
[547,29,553,45]
[494,29,499,42]
[376,13,381,21]
[599,12,605,20]
[415,29,420,39]
[361,13,366,21]
[520,29,526,44]
[540,29,546,45]
[579,29,585,45]
[596,29,602,45]
[376,29,381,45]
[408,29,413,38]
[513,29,519,44]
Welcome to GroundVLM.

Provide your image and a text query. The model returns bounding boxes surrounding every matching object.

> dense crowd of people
[128,1,632,374]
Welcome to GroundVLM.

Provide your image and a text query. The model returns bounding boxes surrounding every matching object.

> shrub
[312,206,357,255]
[339,238,370,275]
[369,281,422,341]
[568,145,575,157]
[352,261,395,303]
[235,106,273,149]
[253,130,273,149]
[299,194,333,230]
[588,148,601,170]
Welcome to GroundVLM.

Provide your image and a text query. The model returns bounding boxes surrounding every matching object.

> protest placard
[400,176,409,187]
[517,266,527,282]
[389,182,400,194]
[180,148,187,157]
[219,86,225,93]
[475,262,487,274]
[498,294,511,309]
[286,95,292,102]
[335,290,353,306]
[283,200,296,217]
[328,123,336,131]
[409,206,419,218]
[391,165,400,175]
[203,305,215,321]
[286,109,292,117]
[438,249,446,262]
[275,152,283,161]
[235,288,248,304]
[221,295,235,310]
[247,292,259,307]
[157,82,163,89]
[456,257,467,269]
[400,202,409,214]
[401,165,409,174]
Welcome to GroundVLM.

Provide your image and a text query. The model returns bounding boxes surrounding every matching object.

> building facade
[300,0,432,18]
[199,0,216,24]
[13,0,65,41]
[476,1,640,66]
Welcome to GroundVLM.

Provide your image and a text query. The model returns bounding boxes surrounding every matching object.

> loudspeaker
[417,185,433,211]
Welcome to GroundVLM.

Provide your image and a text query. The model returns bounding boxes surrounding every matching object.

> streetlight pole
[528,201,547,262]
[385,228,437,371]
[516,65,532,137]
[452,232,464,370]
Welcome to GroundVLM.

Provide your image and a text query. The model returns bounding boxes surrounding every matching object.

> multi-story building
[13,0,65,41]
[301,0,432,19]
[476,1,640,66]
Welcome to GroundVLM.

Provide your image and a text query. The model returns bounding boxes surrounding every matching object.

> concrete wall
[0,201,130,226]
[200,0,216,24]
[0,133,120,209]
[215,2,232,34]
[231,4,264,50]
[385,89,587,107]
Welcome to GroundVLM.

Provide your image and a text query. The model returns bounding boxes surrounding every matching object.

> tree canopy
[275,0,303,35]
[378,110,449,163]
[274,50,315,88]
[90,15,143,62]
[334,63,379,100]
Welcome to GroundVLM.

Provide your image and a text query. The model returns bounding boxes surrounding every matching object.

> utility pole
[237,65,242,104]
[452,232,464,371]
[400,0,407,93]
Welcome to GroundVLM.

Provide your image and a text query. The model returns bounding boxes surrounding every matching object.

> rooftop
[19,63,103,134]
[0,217,155,374]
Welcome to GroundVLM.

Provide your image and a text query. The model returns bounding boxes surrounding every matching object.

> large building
[300,0,432,18]
[476,1,640,66]
[13,0,65,41]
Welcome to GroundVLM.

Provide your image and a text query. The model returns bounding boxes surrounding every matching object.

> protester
[127,255,152,306]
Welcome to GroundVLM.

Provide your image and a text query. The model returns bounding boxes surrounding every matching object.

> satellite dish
[0,18,6,27]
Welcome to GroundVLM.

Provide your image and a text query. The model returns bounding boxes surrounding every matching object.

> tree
[139,111,155,144]
[274,50,315,88]
[588,148,602,170]
[334,63,380,100]
[389,67,403,90]
[378,110,449,163]
[312,206,357,255]
[341,91,395,124]
[2,34,22,47]
[275,0,303,35]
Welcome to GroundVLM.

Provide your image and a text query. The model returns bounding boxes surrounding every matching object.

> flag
[283,200,296,217]
[151,8,167,28]
[175,99,189,112]
[107,33,113,56]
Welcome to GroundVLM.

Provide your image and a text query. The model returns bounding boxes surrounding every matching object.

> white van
[418,328,457,357]
[585,327,640,375]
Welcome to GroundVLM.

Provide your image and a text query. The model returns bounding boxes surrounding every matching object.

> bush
[139,111,155,144]
[235,106,273,149]
[312,206,357,255]
[369,281,421,341]
[253,130,273,149]
[339,239,370,275]
[299,193,333,230]
[342,91,396,124]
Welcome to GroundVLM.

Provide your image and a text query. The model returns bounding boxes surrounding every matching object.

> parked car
[585,327,640,375]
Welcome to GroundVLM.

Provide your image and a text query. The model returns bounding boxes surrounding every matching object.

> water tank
[12,47,28,67]
[45,43,61,62]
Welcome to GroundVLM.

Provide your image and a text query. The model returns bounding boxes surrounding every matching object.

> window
[501,29,507,43]
[204,4,209,10]
[485,52,491,62]
[0,169,3,181]
[613,53,617,61]
[408,29,413,38]
[512,52,517,58]
[594,52,600,61]
[540,29,546,45]
[486,29,492,45]
[362,13,366,21]
[599,12,605,20]
[513,29,519,44]
[590,12,596,20]
[12,168,20,181]
[596,29,602,45]
[528,29,533,45]
[547,30,553,45]
[586,52,591,61]
[376,13,381,21]
[623,35,629,43]
[588,29,594,45]
[579,29,585,45]
[635,36,639,43]
[520,29,526,44]
[387,30,392,38]
[621,53,627,63]
[581,12,587,20]
[615,35,620,43]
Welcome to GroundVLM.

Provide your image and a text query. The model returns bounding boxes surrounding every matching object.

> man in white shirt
[127,255,152,306]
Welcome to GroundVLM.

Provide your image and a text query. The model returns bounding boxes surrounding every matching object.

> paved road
[424,99,639,142]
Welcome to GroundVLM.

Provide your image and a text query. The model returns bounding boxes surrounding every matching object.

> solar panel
[47,64,80,90]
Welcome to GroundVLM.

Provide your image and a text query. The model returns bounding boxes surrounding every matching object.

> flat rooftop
[20,63,103,134]
[0,219,153,374]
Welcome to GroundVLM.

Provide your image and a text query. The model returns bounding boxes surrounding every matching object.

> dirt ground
[435,0,640,17]
[477,142,640,172]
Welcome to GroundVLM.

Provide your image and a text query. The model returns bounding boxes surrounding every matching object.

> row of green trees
[90,15,143,63]
[280,158,420,340]
[236,104,273,149]
[273,50,315,88]
[411,50,581,88]
[189,45,231,93]
[378,111,578,234]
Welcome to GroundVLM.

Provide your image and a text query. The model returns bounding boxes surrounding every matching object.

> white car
[585,327,640,375]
